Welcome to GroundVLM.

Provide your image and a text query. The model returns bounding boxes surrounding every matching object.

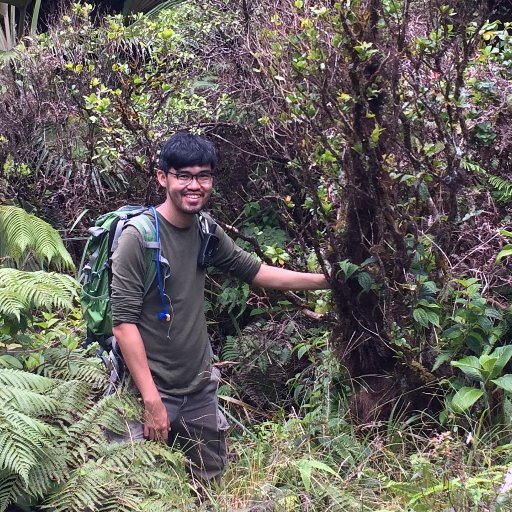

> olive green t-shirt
[111,211,261,395]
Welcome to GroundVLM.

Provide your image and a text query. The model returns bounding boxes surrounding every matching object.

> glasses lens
[197,172,213,183]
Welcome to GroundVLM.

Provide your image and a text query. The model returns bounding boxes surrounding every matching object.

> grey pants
[109,368,229,483]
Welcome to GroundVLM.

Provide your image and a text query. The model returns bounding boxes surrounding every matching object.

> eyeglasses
[168,171,214,185]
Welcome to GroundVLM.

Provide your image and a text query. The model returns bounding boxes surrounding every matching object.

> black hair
[158,132,218,173]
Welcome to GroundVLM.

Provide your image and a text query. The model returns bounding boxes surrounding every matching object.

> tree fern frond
[0,206,75,271]
[0,369,56,392]
[23,447,69,500]
[0,268,78,320]
[67,394,140,453]
[0,446,68,510]
[47,383,92,425]
[0,471,24,512]
[0,206,32,264]
[0,387,62,417]
[0,426,47,484]
[37,348,107,391]
[0,288,27,320]
[44,441,188,512]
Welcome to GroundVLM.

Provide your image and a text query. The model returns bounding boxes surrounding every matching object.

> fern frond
[220,335,238,361]
[45,441,189,512]
[487,174,512,202]
[0,387,62,417]
[66,393,140,457]
[0,447,68,511]
[0,409,55,484]
[0,288,27,320]
[0,206,75,271]
[37,348,107,391]
[0,368,192,512]
[0,268,78,321]
[461,159,512,203]
[0,471,24,512]
[0,369,56,392]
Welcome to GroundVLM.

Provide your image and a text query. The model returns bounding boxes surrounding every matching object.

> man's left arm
[251,264,329,290]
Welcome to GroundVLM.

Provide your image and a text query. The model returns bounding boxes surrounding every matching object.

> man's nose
[186,176,201,188]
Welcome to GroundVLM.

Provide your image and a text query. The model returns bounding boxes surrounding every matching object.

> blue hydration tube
[151,207,170,321]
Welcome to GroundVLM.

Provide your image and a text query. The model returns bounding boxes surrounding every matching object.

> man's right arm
[112,322,169,441]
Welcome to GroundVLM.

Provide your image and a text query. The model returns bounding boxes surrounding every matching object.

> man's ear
[156,169,167,186]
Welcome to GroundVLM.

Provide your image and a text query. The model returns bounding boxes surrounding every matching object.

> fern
[0,369,56,392]
[0,369,85,511]
[36,347,107,390]
[487,174,512,202]
[461,159,512,203]
[0,205,75,271]
[66,394,139,458]
[0,268,78,321]
[45,442,190,512]
[0,357,192,511]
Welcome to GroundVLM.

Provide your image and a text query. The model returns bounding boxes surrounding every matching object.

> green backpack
[79,205,219,352]
[79,205,160,350]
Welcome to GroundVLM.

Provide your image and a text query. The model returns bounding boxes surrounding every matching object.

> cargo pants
[108,367,229,483]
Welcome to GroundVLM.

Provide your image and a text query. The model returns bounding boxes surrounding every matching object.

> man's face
[157,164,213,215]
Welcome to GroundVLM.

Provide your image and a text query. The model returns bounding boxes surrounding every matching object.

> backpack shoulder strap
[197,211,219,268]
[197,211,217,236]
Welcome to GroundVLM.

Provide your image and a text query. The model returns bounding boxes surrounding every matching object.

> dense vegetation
[1,0,512,510]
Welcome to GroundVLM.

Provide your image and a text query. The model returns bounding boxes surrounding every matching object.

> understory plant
[0,353,192,512]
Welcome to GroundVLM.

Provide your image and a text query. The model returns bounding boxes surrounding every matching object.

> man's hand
[143,397,169,442]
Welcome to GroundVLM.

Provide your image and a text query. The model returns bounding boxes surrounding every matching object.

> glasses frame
[167,170,214,186]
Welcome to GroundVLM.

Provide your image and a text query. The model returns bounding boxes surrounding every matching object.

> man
[111,132,328,484]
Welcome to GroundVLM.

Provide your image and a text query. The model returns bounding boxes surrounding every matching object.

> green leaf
[441,325,462,340]
[297,345,310,359]
[425,310,440,327]
[0,355,23,369]
[451,356,483,382]
[357,272,374,292]
[489,345,512,377]
[432,352,452,372]
[338,260,359,281]
[451,387,484,413]
[413,308,438,328]
[496,245,512,263]
[491,375,512,393]
[479,355,499,381]
[294,458,339,492]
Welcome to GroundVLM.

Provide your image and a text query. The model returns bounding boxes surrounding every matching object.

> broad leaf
[432,352,452,372]
[451,356,483,382]
[413,308,430,328]
[496,245,512,263]
[488,346,512,379]
[451,387,484,413]
[357,271,374,292]
[338,259,359,281]
[491,375,512,394]
[479,355,499,381]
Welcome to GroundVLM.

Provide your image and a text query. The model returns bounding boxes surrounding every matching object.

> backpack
[79,205,218,353]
